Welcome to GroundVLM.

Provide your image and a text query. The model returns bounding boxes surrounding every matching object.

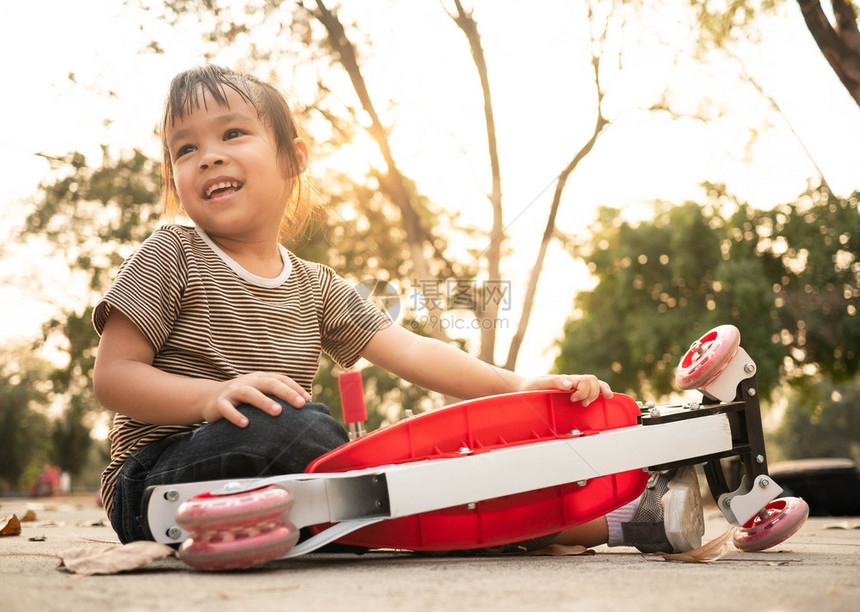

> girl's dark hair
[160,65,313,240]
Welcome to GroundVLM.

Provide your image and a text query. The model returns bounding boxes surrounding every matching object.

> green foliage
[4,150,163,484]
[50,396,93,479]
[771,377,860,463]
[0,352,52,490]
[27,149,162,291]
[556,199,735,397]
[42,308,97,394]
[30,149,161,332]
[555,182,859,400]
[25,149,162,443]
[8,0,856,489]
[691,0,780,53]
[691,0,860,108]
[766,189,860,381]
[17,138,440,445]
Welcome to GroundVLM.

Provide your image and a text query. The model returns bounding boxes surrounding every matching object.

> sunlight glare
[321,137,386,180]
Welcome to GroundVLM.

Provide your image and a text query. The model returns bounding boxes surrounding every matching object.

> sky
[1,0,858,376]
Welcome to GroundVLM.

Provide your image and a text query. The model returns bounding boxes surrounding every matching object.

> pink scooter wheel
[175,485,294,534]
[180,522,300,571]
[175,485,298,570]
[675,325,741,391]
[733,497,809,552]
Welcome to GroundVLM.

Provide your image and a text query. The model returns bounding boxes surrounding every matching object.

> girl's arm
[93,309,310,427]
[361,324,612,406]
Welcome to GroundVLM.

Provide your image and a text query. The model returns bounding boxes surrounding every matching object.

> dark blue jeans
[110,400,349,543]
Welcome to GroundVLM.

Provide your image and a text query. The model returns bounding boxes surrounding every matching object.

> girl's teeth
[207,181,238,197]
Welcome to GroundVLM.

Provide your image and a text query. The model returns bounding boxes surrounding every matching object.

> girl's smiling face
[165,86,306,246]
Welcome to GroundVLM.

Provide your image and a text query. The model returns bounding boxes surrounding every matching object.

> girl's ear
[292,137,309,175]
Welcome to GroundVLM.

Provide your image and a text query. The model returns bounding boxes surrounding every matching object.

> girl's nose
[199,150,225,170]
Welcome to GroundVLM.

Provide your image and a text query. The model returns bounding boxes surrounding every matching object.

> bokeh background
[1,0,857,494]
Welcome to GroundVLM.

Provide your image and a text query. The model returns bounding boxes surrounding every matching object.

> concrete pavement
[2,494,859,612]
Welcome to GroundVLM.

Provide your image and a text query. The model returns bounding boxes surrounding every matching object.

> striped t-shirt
[92,224,390,516]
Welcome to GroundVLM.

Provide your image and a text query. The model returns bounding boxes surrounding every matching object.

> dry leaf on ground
[76,518,111,528]
[525,544,595,556]
[654,527,735,563]
[58,541,177,575]
[1,514,22,536]
[824,522,860,530]
[29,520,65,528]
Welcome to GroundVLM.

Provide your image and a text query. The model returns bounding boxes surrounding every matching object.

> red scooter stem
[338,370,367,439]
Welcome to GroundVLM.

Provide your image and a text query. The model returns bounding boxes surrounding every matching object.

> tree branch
[308,0,451,339]
[504,92,608,370]
[732,54,832,188]
[797,0,860,106]
[832,0,860,54]
[447,0,504,363]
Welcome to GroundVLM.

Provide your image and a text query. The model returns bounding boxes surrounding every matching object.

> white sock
[606,495,642,547]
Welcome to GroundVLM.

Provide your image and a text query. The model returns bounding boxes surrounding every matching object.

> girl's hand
[201,372,312,428]
[518,374,613,407]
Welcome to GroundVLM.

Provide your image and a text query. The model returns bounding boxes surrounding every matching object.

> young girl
[92,65,703,554]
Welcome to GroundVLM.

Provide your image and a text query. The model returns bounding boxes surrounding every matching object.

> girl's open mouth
[205,180,242,199]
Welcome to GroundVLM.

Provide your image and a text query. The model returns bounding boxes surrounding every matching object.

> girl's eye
[175,144,196,158]
[224,129,244,140]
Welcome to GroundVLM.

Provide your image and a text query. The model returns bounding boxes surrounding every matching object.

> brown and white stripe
[93,224,390,516]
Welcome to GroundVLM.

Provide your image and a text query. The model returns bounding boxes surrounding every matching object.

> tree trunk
[504,37,609,371]
[504,110,607,371]
[310,1,450,340]
[797,0,860,107]
[448,1,504,365]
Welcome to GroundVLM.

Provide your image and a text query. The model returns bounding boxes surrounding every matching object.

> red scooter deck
[307,390,647,550]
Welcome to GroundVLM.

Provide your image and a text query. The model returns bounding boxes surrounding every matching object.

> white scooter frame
[143,340,784,558]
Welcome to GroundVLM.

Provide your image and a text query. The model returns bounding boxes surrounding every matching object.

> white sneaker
[622,466,705,553]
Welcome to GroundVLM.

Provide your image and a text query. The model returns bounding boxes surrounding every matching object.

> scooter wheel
[733,497,809,552]
[179,522,300,571]
[175,485,294,534]
[675,324,741,391]
[175,485,298,570]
